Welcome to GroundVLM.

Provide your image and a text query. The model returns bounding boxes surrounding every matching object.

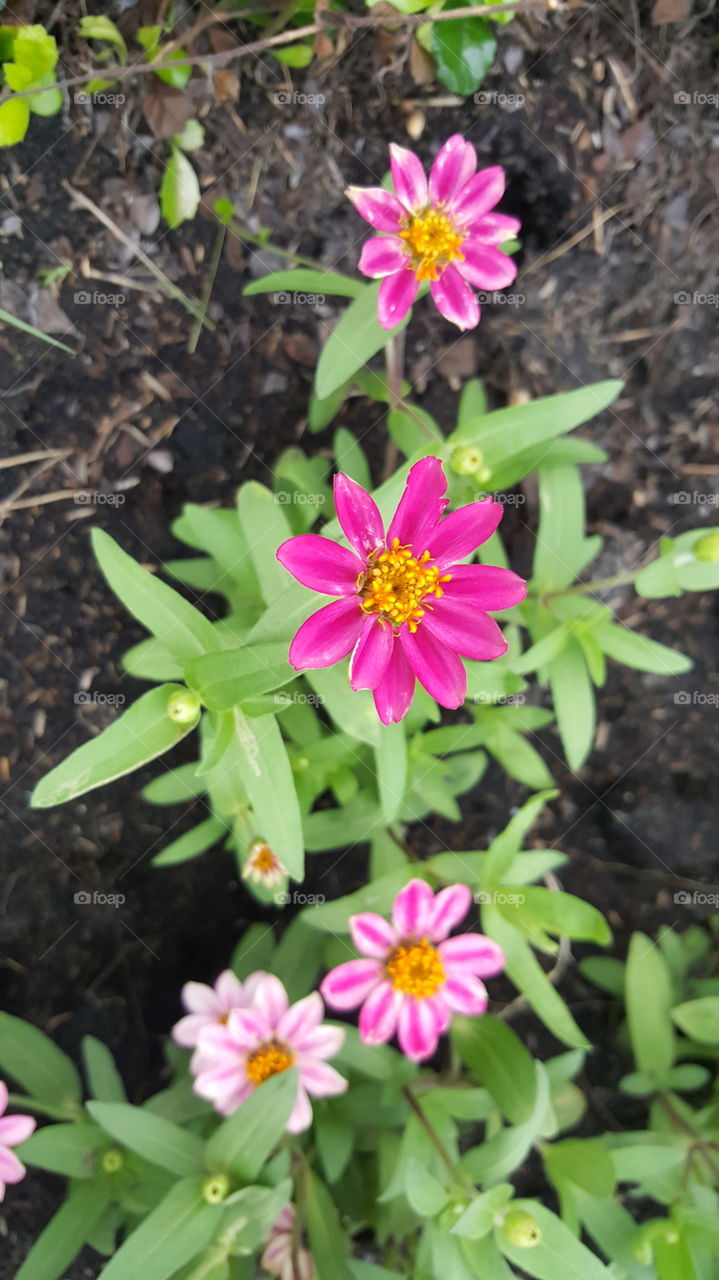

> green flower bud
[202,1173,230,1204]
[632,1219,679,1263]
[101,1148,124,1174]
[501,1209,542,1248]
[694,531,719,563]
[451,446,484,477]
[167,689,202,724]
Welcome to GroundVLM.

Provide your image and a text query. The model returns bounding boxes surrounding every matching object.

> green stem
[402,1083,466,1191]
[7,1094,82,1122]
[188,222,226,355]
[541,567,643,599]
[230,222,329,274]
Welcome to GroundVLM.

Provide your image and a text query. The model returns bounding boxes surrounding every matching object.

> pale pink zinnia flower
[276,457,526,725]
[261,1204,314,1280]
[0,1081,36,1201]
[320,879,504,1062]
[172,969,266,1073]
[348,134,520,330]
[193,974,347,1133]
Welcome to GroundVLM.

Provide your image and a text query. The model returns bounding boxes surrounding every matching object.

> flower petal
[427,498,503,567]
[386,456,448,549]
[400,626,467,709]
[430,264,479,331]
[429,134,477,206]
[392,878,434,937]
[180,980,220,1017]
[0,1083,7,1118]
[358,234,410,279]
[194,1061,244,1100]
[446,564,527,611]
[214,1080,253,1116]
[389,143,428,213]
[288,597,363,670]
[373,640,416,725]
[377,268,419,330]
[0,1115,35,1147]
[424,600,509,661]
[276,535,362,596]
[0,1146,25,1185]
[297,1056,348,1098]
[286,1084,313,1134]
[350,912,397,958]
[349,618,394,692]
[346,186,404,232]
[427,994,452,1034]
[457,241,518,290]
[195,1025,239,1062]
[276,992,324,1045]
[471,212,522,245]
[450,166,506,225]
[251,974,289,1028]
[425,884,472,941]
[293,1023,345,1059]
[172,1012,213,1049]
[214,969,247,1011]
[358,981,401,1045]
[397,998,440,1061]
[439,933,506,977]
[443,974,489,1016]
[321,959,382,1011]
[334,472,384,558]
[226,1007,270,1048]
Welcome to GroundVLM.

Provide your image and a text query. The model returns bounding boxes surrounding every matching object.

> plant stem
[188,222,226,354]
[543,567,643,598]
[402,1083,458,1182]
[382,331,405,480]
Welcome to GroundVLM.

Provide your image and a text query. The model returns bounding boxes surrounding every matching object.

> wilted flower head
[193,974,347,1133]
[261,1203,315,1280]
[277,457,526,725]
[0,1081,36,1202]
[348,134,520,330]
[243,840,288,888]
[321,879,504,1062]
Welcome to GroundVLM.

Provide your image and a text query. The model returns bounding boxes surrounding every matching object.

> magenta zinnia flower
[320,880,504,1062]
[348,134,520,330]
[193,974,347,1133]
[0,1081,36,1201]
[276,457,526,725]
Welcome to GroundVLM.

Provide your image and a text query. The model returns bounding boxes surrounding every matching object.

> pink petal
[276,992,324,1045]
[181,980,220,1017]
[377,268,419,330]
[350,912,397,958]
[172,1012,213,1048]
[0,1083,7,1117]
[440,933,506,977]
[358,980,401,1045]
[389,143,428,213]
[333,473,384,559]
[346,186,404,232]
[392,878,434,937]
[0,1147,25,1185]
[400,626,467,709]
[297,1057,348,1098]
[321,959,382,1011]
[276,535,362,596]
[457,242,518,291]
[349,618,394,691]
[427,498,503,567]
[288,598,364,670]
[443,974,489,1016]
[214,1080,254,1116]
[293,1024,345,1059]
[226,1007,270,1048]
[373,641,416,725]
[0,1116,35,1147]
[286,1084,313,1134]
[427,994,452,1034]
[471,212,521,245]
[243,970,269,1004]
[429,134,477,206]
[251,975,289,1028]
[358,235,410,279]
[447,564,527,611]
[450,166,506,225]
[193,1025,239,1061]
[430,264,479,331]
[424,601,509,661]
[425,884,472,941]
[262,1237,290,1272]
[397,998,440,1062]
[194,1061,244,1100]
[215,970,247,1010]
[386,456,448,549]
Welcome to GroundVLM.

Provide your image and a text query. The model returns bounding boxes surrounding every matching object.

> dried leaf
[143,79,193,140]
[653,0,691,20]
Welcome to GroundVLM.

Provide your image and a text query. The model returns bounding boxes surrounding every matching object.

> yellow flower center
[250,842,277,874]
[358,539,450,633]
[399,208,465,282]
[246,1041,295,1086]
[386,938,446,998]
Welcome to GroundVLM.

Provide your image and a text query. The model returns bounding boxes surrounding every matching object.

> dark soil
[1,0,718,1274]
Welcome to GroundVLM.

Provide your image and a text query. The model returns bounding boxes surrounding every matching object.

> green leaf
[635,528,719,598]
[452,1015,536,1122]
[98,1177,219,1280]
[87,1100,205,1175]
[82,1036,127,1101]
[488,438,608,492]
[78,14,128,59]
[173,118,204,151]
[0,1012,82,1107]
[31,684,200,808]
[462,1064,553,1183]
[0,300,72,350]
[18,1123,102,1178]
[593,622,692,675]
[91,529,217,660]
[430,14,497,96]
[185,644,294,710]
[161,148,201,229]
[533,466,601,592]
[273,42,314,67]
[152,816,225,867]
[671,996,719,1044]
[625,932,675,1079]
[315,282,408,401]
[333,427,372,489]
[498,1199,614,1279]
[486,724,554,791]
[548,636,595,770]
[15,1179,113,1280]
[452,1185,513,1239]
[405,1158,450,1217]
[483,790,557,886]
[450,381,623,466]
[517,887,611,945]
[227,710,303,879]
[143,762,205,805]
[237,481,294,605]
[244,269,364,299]
[205,1069,298,1179]
[316,1113,354,1184]
[153,48,192,88]
[376,722,408,823]
[544,1138,614,1196]
[0,97,30,145]
[305,1169,354,1280]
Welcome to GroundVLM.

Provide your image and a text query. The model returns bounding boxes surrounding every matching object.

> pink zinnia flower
[193,974,347,1133]
[261,1204,314,1280]
[172,968,266,1053]
[348,134,520,330]
[320,879,504,1062]
[276,457,526,725]
[0,1081,36,1201]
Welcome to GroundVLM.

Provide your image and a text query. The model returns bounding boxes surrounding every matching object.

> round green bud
[167,690,202,724]
[101,1148,124,1174]
[631,1219,679,1262]
[451,446,484,477]
[694,531,719,563]
[501,1209,542,1248]
[202,1173,230,1204]
[476,467,493,486]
